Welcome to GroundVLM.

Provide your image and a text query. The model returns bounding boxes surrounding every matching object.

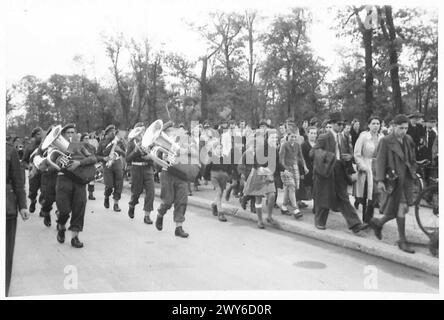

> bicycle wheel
[415,184,439,237]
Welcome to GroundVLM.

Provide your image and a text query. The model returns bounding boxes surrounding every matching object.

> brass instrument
[128,126,146,155]
[40,125,72,171]
[142,119,199,181]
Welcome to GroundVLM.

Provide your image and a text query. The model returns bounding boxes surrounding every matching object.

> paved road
[9,183,438,297]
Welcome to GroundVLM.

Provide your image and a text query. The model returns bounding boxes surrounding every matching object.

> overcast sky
[3,0,439,86]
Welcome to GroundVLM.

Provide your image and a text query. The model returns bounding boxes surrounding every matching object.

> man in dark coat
[310,112,367,233]
[6,141,29,296]
[369,114,418,253]
[407,113,426,153]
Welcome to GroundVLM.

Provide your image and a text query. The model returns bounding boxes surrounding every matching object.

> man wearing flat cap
[310,112,368,233]
[55,123,97,248]
[22,126,44,215]
[96,124,126,212]
[126,122,155,224]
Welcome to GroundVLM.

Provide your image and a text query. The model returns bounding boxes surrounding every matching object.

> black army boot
[128,206,135,219]
[155,213,164,231]
[71,236,84,248]
[175,226,189,238]
[57,224,66,244]
[113,203,121,212]
[29,200,36,213]
[104,197,110,209]
[43,211,51,227]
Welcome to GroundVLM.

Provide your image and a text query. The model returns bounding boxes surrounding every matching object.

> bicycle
[414,159,439,256]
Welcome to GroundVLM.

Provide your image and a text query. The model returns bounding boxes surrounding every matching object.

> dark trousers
[56,175,87,232]
[28,171,42,203]
[40,172,57,213]
[88,183,95,193]
[158,171,188,223]
[103,160,123,201]
[5,217,17,297]
[315,200,362,229]
[129,166,155,212]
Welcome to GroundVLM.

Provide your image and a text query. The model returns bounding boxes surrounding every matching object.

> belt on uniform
[132,162,150,166]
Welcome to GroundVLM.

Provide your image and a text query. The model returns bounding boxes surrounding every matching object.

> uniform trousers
[40,171,57,213]
[56,175,87,232]
[158,171,188,223]
[103,159,123,201]
[129,165,155,212]
[29,171,42,203]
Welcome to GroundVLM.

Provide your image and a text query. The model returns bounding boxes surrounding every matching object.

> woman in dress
[353,116,384,223]
[238,129,278,229]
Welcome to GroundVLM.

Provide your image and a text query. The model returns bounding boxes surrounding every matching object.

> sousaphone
[142,119,200,181]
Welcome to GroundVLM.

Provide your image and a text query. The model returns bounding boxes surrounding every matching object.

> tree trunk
[363,28,374,119]
[200,57,209,121]
[286,65,291,118]
[384,6,403,114]
[152,58,159,121]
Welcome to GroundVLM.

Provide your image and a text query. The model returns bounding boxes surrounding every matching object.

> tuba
[40,125,72,171]
[141,120,199,181]
[128,126,146,154]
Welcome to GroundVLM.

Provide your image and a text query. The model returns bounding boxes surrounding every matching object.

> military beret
[259,119,268,127]
[134,122,144,129]
[31,127,43,137]
[104,124,116,135]
[61,123,76,135]
[80,133,89,141]
[162,121,174,132]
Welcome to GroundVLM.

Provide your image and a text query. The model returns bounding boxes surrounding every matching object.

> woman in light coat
[354,116,384,223]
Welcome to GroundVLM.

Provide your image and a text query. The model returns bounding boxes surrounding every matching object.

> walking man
[22,127,44,214]
[55,124,97,248]
[96,125,126,212]
[126,122,155,224]
[369,114,418,253]
[311,112,368,233]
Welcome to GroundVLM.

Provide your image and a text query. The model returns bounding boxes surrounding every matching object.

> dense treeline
[6,6,437,136]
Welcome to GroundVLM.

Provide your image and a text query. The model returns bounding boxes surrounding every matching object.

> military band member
[81,133,97,200]
[36,126,59,227]
[126,122,155,224]
[22,127,44,214]
[55,124,97,248]
[96,125,126,212]
[6,140,30,296]
[155,121,199,238]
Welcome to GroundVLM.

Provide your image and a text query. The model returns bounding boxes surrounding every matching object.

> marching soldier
[155,121,200,238]
[55,123,97,248]
[126,122,155,224]
[36,126,59,227]
[22,127,44,214]
[96,125,126,212]
[6,140,30,296]
[80,133,97,200]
